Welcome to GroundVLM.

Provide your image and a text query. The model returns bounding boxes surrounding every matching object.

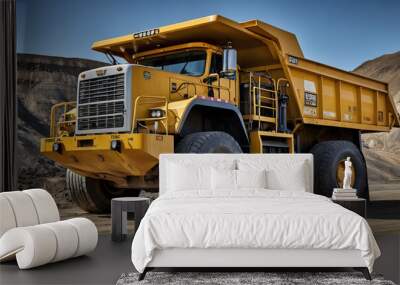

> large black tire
[310,140,368,199]
[66,169,112,213]
[176,131,243,153]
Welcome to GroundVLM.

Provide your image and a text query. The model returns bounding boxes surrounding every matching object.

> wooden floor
[0,235,133,285]
[1,233,398,285]
[5,193,400,284]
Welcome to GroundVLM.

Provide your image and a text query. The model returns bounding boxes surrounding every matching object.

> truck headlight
[52,143,62,153]
[149,109,164,118]
[111,140,121,152]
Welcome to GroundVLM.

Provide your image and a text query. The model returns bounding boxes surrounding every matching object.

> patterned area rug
[116,271,395,285]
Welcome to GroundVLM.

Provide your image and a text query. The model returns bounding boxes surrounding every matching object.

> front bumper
[40,133,174,185]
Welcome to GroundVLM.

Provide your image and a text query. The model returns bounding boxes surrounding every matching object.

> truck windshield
[139,50,206,76]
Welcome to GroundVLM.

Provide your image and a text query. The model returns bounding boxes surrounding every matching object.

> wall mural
[16,52,400,217]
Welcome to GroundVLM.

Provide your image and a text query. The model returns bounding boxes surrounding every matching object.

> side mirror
[221,45,237,80]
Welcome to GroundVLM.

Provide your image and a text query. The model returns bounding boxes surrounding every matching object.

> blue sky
[17,0,400,71]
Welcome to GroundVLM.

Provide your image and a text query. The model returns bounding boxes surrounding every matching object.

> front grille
[78,115,125,131]
[77,72,128,133]
[78,101,125,117]
[78,74,125,104]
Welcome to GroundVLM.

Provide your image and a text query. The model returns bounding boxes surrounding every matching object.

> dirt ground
[369,182,400,201]
[368,219,400,234]
[59,190,157,234]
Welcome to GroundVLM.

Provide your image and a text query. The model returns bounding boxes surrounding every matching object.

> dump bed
[242,20,399,132]
[286,55,398,132]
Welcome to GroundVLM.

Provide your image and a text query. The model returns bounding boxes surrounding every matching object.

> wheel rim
[336,159,356,188]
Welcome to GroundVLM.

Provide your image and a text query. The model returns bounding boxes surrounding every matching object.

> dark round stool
[111,197,150,242]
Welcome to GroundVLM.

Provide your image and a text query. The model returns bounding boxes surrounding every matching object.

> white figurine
[343,157,352,189]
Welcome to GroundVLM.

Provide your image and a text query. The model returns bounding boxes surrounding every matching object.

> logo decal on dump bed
[134,28,160,39]
[288,55,298,64]
[143,71,151,80]
[304,92,317,107]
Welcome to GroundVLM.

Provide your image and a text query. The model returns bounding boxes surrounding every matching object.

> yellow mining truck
[41,15,399,212]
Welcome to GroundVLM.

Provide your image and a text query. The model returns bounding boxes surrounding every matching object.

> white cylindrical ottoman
[0,218,98,269]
